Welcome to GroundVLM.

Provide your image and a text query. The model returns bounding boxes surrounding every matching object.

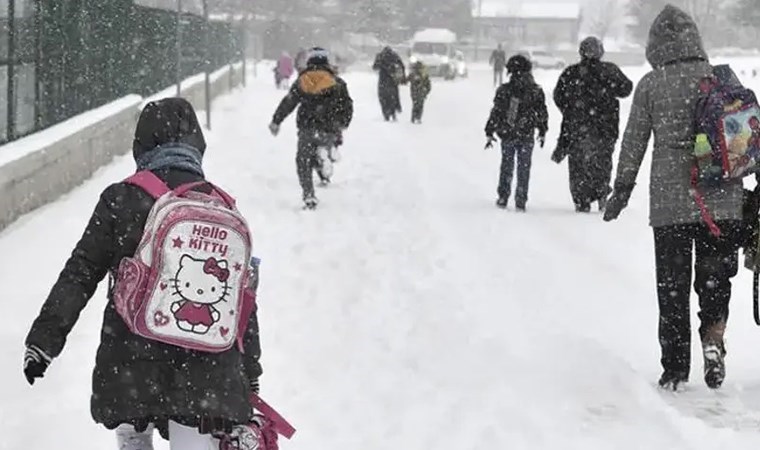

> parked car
[453,50,468,78]
[520,49,566,69]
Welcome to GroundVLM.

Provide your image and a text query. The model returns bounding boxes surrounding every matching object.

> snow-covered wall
[0,63,246,231]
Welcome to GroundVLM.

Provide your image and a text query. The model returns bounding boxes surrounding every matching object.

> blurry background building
[473,2,582,50]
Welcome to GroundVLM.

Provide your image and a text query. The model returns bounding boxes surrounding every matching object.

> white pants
[116,421,220,450]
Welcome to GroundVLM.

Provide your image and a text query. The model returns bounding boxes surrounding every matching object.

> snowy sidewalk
[2,65,760,449]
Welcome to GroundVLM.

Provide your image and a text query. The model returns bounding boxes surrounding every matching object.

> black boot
[496,197,508,209]
[703,342,726,389]
[575,203,591,213]
[658,370,689,391]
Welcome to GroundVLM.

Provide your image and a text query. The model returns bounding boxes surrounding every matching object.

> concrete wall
[0,63,246,231]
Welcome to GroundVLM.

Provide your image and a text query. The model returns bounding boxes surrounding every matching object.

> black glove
[551,148,565,164]
[485,136,497,150]
[24,345,52,385]
[603,184,635,222]
[335,131,343,147]
[538,135,546,148]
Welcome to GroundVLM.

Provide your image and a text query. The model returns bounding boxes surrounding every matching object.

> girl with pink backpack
[23,98,292,449]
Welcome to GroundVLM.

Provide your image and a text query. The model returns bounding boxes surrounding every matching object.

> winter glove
[538,135,546,148]
[335,131,343,147]
[268,122,280,137]
[485,136,497,150]
[551,148,566,164]
[603,184,635,222]
[251,378,260,395]
[24,344,52,385]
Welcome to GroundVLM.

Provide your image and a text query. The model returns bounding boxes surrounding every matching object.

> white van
[409,28,458,79]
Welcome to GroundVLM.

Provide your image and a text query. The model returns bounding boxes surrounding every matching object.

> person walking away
[23,98,263,448]
[269,47,354,210]
[485,54,548,212]
[409,61,432,124]
[373,46,406,121]
[274,51,295,89]
[552,36,633,212]
[603,5,744,391]
[490,43,507,87]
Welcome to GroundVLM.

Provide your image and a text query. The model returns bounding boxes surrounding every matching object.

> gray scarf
[136,143,204,177]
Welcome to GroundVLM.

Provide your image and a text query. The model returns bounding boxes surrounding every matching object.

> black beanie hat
[132,97,206,162]
[506,54,532,74]
[579,36,605,60]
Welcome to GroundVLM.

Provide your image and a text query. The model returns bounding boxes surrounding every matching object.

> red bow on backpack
[204,258,230,282]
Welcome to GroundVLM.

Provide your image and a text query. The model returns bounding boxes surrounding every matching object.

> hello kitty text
[189,225,230,257]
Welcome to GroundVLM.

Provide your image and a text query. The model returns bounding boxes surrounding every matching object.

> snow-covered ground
[3,61,760,449]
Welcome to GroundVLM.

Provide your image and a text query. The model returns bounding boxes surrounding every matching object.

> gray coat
[613,5,743,228]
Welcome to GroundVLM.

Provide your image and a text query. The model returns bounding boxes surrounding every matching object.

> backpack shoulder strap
[124,170,170,199]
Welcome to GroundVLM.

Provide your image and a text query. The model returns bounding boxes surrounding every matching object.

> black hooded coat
[373,47,406,119]
[25,98,262,437]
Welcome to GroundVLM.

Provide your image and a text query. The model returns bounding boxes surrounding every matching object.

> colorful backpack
[692,64,760,236]
[112,171,256,353]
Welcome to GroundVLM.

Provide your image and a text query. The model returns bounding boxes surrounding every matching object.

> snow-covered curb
[0,63,246,231]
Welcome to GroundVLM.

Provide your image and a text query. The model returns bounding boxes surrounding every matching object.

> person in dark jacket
[553,36,633,212]
[269,48,354,209]
[603,6,743,391]
[485,55,549,211]
[373,46,406,121]
[23,98,263,445]
[490,43,507,87]
[408,61,432,124]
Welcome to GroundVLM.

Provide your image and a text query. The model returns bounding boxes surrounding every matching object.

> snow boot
[303,196,319,210]
[703,342,726,389]
[658,370,689,391]
[515,204,526,213]
[496,197,508,209]
[598,196,608,212]
[317,147,334,182]
[702,321,727,389]
[575,203,591,213]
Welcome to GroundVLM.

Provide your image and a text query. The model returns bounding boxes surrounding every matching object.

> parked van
[409,28,458,79]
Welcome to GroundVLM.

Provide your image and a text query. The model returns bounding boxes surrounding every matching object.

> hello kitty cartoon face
[171,255,231,305]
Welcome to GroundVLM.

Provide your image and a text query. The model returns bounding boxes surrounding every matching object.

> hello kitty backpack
[112,171,256,353]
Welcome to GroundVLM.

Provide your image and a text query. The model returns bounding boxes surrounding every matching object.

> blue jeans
[498,141,534,207]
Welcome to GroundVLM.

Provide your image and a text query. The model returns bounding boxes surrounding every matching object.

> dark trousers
[568,135,615,208]
[498,141,533,207]
[297,130,335,200]
[411,98,425,122]
[653,222,741,374]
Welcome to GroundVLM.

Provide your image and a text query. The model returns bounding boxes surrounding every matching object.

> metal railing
[0,0,243,146]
